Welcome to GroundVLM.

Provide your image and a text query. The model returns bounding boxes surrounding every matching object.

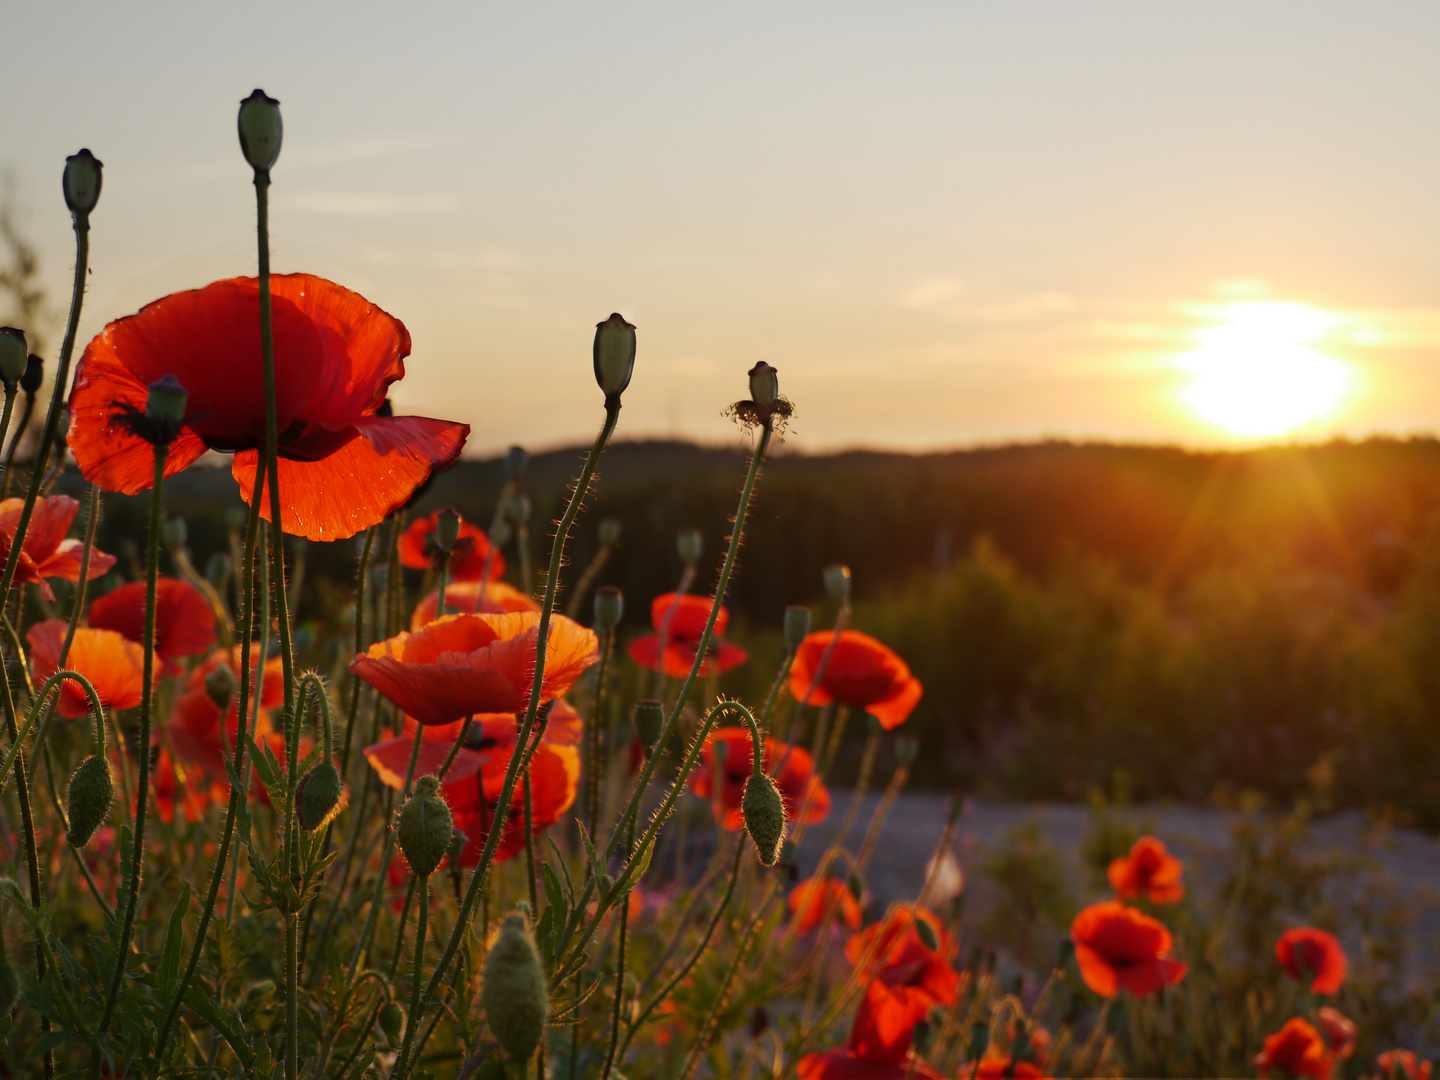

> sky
[4,2,1440,456]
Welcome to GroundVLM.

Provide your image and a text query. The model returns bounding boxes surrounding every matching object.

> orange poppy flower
[797,1050,942,1079]
[1256,1018,1333,1080]
[27,620,145,718]
[849,935,960,1065]
[1317,1007,1356,1061]
[399,511,505,582]
[1069,901,1187,998]
[1375,1051,1434,1080]
[87,577,216,674]
[1276,927,1347,995]
[788,631,922,730]
[67,274,469,541]
[169,647,285,779]
[845,906,952,981]
[351,611,597,727]
[627,593,748,678]
[1107,836,1184,904]
[688,726,830,831]
[410,579,539,631]
[789,877,863,934]
[0,495,116,600]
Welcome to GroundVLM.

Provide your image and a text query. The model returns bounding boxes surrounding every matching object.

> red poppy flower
[1375,1051,1434,1080]
[1069,901,1187,998]
[1107,835,1184,904]
[151,745,217,825]
[1276,927,1347,995]
[1317,1008,1356,1061]
[0,495,116,600]
[845,906,952,982]
[410,580,539,631]
[1255,1018,1332,1080]
[849,935,960,1065]
[170,647,285,779]
[969,1058,1048,1079]
[27,620,145,718]
[788,631,922,730]
[399,512,505,582]
[87,577,216,674]
[789,877,863,934]
[688,726,830,831]
[351,611,597,727]
[626,593,748,678]
[797,1050,942,1079]
[67,274,469,541]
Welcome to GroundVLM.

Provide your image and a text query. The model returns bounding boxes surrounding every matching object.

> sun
[1176,302,1352,438]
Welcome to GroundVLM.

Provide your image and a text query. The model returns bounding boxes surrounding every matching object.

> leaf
[536,904,555,970]
[247,736,283,801]
[576,820,606,883]
[157,882,192,1006]
[542,863,567,923]
[545,834,576,904]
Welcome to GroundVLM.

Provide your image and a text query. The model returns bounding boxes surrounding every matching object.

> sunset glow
[1176,302,1353,439]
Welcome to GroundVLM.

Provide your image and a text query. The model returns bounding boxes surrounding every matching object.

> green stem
[586,629,614,838]
[435,715,474,782]
[0,670,106,789]
[524,771,538,914]
[340,528,375,773]
[599,814,636,1080]
[226,504,267,928]
[393,874,429,1079]
[94,442,166,1060]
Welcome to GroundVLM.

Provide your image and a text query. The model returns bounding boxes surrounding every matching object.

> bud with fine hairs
[378,1001,405,1045]
[784,605,811,648]
[482,910,550,1063]
[0,327,27,390]
[633,699,664,756]
[238,89,283,173]
[434,507,462,553]
[65,755,115,848]
[676,528,702,567]
[823,563,852,600]
[396,775,452,878]
[62,148,103,218]
[593,312,636,404]
[742,770,787,866]
[594,585,624,632]
[296,762,346,831]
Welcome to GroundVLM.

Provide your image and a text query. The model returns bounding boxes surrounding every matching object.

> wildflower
[88,577,216,674]
[789,877,863,934]
[688,726,830,831]
[399,510,505,581]
[351,611,597,727]
[626,593,748,677]
[788,630,922,730]
[67,274,470,541]
[1255,1018,1332,1080]
[27,621,145,719]
[1276,927,1347,995]
[1069,900,1187,998]
[797,1049,943,1078]
[969,1058,1049,1079]
[409,579,538,630]
[1107,835,1184,904]
[1374,1050,1434,1080]
[1317,1007,1356,1061]
[169,647,285,781]
[849,934,960,1064]
[0,495,116,600]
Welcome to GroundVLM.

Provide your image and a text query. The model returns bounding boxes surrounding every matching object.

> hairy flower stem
[396,401,621,1080]
[586,629,615,838]
[598,813,637,1080]
[524,772,539,913]
[92,443,166,1073]
[340,528,375,771]
[227,511,269,928]
[394,875,429,1076]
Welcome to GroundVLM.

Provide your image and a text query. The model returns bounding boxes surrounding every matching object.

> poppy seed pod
[65,755,114,848]
[823,563,852,600]
[143,374,189,445]
[507,493,532,524]
[396,775,452,878]
[433,507,462,553]
[0,328,27,390]
[748,362,779,409]
[482,910,549,1062]
[296,761,345,831]
[204,662,238,711]
[20,354,42,395]
[0,961,19,1016]
[504,444,528,478]
[62,149,103,217]
[676,528,702,567]
[378,1001,405,1045]
[741,772,786,866]
[206,551,233,592]
[594,586,624,633]
[593,313,636,403]
[160,516,188,552]
[783,606,811,649]
[597,517,622,547]
[238,89,283,173]
[633,699,664,756]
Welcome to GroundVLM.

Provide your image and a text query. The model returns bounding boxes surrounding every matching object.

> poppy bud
[747,362,779,409]
[895,737,919,767]
[396,775,452,878]
[783,606,811,648]
[490,519,513,548]
[970,1022,990,1060]
[594,586,623,633]
[238,89,283,173]
[593,313,636,403]
[741,772,786,866]
[434,507,462,553]
[65,755,114,848]
[598,518,622,547]
[674,529,702,568]
[504,445,528,478]
[846,872,864,902]
[296,762,345,831]
[0,328,26,390]
[62,149,103,217]
[0,961,19,1016]
[915,916,939,953]
[161,516,187,553]
[482,910,549,1062]
[206,551,233,591]
[378,1001,405,1044]
[20,354,42,395]
[633,700,664,756]
[823,563,851,600]
[507,493,532,524]
[205,663,238,711]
